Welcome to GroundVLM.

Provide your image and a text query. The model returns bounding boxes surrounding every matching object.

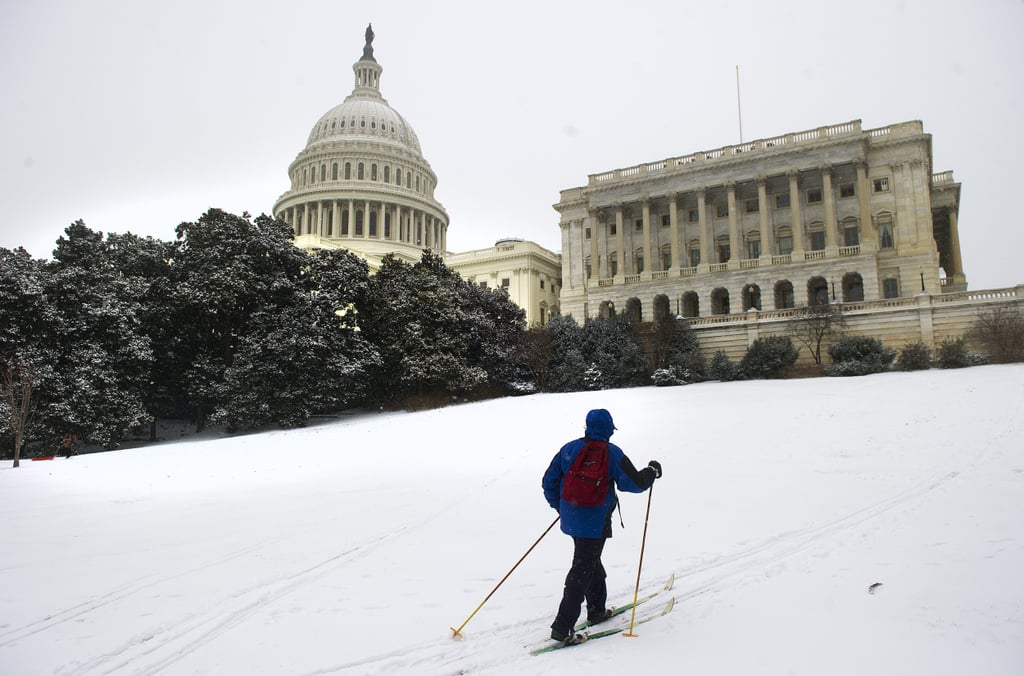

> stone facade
[554,120,967,324]
[445,239,562,326]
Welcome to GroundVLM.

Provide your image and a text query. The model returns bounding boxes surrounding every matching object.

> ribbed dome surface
[306,96,422,154]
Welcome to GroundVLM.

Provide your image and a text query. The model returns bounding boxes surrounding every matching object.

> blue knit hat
[584,409,616,441]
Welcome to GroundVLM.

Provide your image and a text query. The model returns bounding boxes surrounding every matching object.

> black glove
[648,460,663,479]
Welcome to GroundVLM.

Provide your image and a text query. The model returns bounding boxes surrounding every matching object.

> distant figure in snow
[541,408,661,645]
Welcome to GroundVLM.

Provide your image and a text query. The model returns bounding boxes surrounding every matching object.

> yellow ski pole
[624,483,654,637]
[450,515,560,639]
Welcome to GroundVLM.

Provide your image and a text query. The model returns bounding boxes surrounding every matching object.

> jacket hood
[584,409,616,441]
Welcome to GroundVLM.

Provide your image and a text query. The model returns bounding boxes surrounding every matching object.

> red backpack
[561,439,610,507]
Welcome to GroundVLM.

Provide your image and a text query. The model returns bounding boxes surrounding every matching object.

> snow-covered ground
[2,365,1023,675]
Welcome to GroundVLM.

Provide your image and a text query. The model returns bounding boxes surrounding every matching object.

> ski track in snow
[302,469,969,674]
[0,539,274,647]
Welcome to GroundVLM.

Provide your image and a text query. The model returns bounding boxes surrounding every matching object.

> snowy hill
[2,365,1023,675]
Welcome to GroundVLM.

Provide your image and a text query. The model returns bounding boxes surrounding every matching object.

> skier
[542,408,662,645]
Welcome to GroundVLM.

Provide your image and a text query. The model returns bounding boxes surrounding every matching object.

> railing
[931,171,955,186]
[598,278,614,288]
[772,254,792,265]
[651,270,669,280]
[679,266,698,277]
[587,119,930,187]
[839,245,861,257]
[624,274,641,284]
[739,258,760,269]
[709,263,728,273]
[805,250,826,260]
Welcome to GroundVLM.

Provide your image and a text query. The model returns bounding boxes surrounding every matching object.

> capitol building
[276,26,1021,357]
[273,26,560,327]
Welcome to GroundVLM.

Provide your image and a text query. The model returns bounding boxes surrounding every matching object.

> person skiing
[542,408,662,644]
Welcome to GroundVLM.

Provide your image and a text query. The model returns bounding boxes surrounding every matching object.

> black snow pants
[551,536,608,635]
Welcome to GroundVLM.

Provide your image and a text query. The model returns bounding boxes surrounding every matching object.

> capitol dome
[273,24,448,269]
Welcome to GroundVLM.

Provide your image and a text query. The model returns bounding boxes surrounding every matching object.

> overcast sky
[2,0,1022,290]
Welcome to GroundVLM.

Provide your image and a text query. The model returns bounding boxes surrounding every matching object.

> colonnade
[573,162,884,283]
[279,199,447,252]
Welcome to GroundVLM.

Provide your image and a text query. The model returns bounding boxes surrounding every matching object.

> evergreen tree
[212,249,381,431]
[170,210,311,430]
[42,221,154,448]
[544,315,587,392]
[0,248,56,461]
[579,315,649,389]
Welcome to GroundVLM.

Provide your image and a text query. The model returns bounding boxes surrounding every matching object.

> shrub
[825,336,895,377]
[651,367,689,387]
[739,336,799,380]
[968,307,1024,363]
[936,337,971,369]
[708,350,739,382]
[897,342,932,371]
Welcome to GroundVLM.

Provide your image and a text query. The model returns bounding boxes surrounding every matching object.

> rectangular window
[747,240,761,258]
[585,227,591,240]
[610,222,617,236]
[635,255,644,273]
[807,188,823,204]
[661,214,670,227]
[688,209,699,222]
[663,252,672,269]
[878,221,895,249]
[540,279,545,290]
[882,277,899,299]
[745,198,759,214]
[716,203,729,218]
[777,235,793,255]
[478,281,488,289]
[635,219,643,231]
[840,183,855,198]
[717,243,730,262]
[810,231,825,251]
[844,226,860,247]
[775,194,790,209]
[501,278,510,289]
[689,249,700,267]
[873,177,890,193]
[610,259,618,276]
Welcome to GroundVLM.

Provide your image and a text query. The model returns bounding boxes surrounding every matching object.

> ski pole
[624,483,654,637]
[450,515,560,639]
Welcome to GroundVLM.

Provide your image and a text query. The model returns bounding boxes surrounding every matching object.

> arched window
[808,276,829,305]
[371,164,378,181]
[326,209,333,237]
[320,164,326,182]
[742,284,762,311]
[355,210,364,236]
[345,163,352,180]
[842,272,864,302]
[369,210,378,237]
[341,209,349,236]
[774,280,795,309]
[415,175,420,192]
[395,168,402,186]
[406,171,412,188]
[384,211,391,239]
[357,163,365,180]
[625,298,642,323]
[383,165,390,183]
[653,294,671,322]
[711,288,730,315]
[682,291,700,318]
[599,301,616,320]
[332,163,338,180]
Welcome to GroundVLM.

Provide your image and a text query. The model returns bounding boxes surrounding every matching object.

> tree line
[1,209,704,465]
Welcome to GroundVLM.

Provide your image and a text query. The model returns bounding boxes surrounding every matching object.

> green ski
[531,592,676,655]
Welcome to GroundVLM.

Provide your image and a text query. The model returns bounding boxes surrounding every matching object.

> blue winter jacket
[542,415,655,538]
